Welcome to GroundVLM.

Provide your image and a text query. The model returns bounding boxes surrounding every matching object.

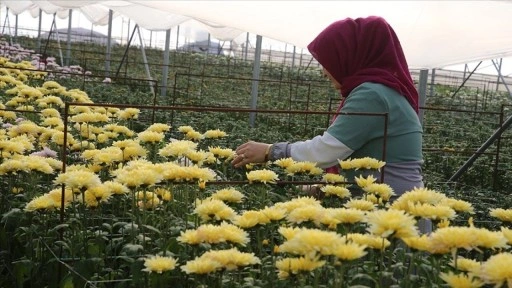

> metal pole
[244,32,249,61]
[448,114,512,182]
[449,59,512,183]
[291,46,296,70]
[450,61,482,100]
[136,25,155,95]
[176,25,180,50]
[418,69,428,126]
[429,68,436,97]
[492,59,512,99]
[105,9,113,77]
[496,58,503,92]
[37,9,42,51]
[161,29,171,97]
[65,9,72,66]
[14,13,18,37]
[249,35,262,127]
[52,13,65,67]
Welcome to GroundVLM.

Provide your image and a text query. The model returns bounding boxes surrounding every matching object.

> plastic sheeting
[3,1,512,69]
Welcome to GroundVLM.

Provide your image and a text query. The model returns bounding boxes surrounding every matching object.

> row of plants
[1,47,512,288]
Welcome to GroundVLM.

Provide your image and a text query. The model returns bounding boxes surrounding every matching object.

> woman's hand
[231,141,271,168]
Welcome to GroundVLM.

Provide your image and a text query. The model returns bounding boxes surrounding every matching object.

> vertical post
[291,46,296,70]
[249,35,262,127]
[244,32,249,61]
[65,9,72,66]
[207,33,211,55]
[37,9,42,51]
[175,25,180,50]
[136,25,155,95]
[14,13,18,37]
[105,9,113,77]
[496,58,503,92]
[127,18,131,45]
[429,68,436,97]
[52,13,64,67]
[418,69,429,126]
[161,29,171,97]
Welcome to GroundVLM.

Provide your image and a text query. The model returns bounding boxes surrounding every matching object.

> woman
[232,16,424,197]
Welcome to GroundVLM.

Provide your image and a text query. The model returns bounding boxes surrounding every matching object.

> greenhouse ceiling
[3,1,512,70]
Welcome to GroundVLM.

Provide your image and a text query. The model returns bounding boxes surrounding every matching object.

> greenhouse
[1,1,512,287]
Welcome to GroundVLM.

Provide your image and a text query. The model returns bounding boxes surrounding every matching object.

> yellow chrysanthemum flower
[53,170,102,191]
[402,235,431,252]
[478,253,512,287]
[277,228,346,256]
[194,198,237,222]
[83,186,112,207]
[339,157,385,170]
[401,202,456,220]
[246,169,279,184]
[154,187,172,201]
[450,257,481,273]
[365,209,418,239]
[142,255,177,274]
[210,188,245,203]
[182,248,259,274]
[355,174,377,188]
[332,242,367,261]
[489,208,512,222]
[181,258,222,275]
[321,185,351,199]
[208,146,236,160]
[391,187,447,210]
[104,124,135,137]
[502,227,512,245]
[159,140,198,158]
[273,157,295,168]
[275,256,325,279]
[439,198,474,214]
[114,167,162,188]
[185,130,203,141]
[103,181,130,195]
[177,222,249,246]
[278,226,303,240]
[273,196,322,213]
[177,125,194,133]
[117,108,140,120]
[439,271,484,288]
[286,205,324,225]
[233,210,270,228]
[259,206,287,221]
[184,149,211,165]
[203,129,227,139]
[344,199,376,211]
[318,208,366,227]
[322,173,346,184]
[346,233,391,250]
[137,130,165,143]
[472,228,508,250]
[25,195,57,211]
[362,183,395,201]
[428,226,481,254]
[145,123,171,133]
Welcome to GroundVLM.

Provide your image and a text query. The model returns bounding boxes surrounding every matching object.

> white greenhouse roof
[3,1,512,70]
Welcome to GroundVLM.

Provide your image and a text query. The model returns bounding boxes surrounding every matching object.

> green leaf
[50,223,70,233]
[141,224,160,234]
[121,243,144,256]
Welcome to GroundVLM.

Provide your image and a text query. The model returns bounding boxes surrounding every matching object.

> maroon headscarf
[307,16,419,113]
